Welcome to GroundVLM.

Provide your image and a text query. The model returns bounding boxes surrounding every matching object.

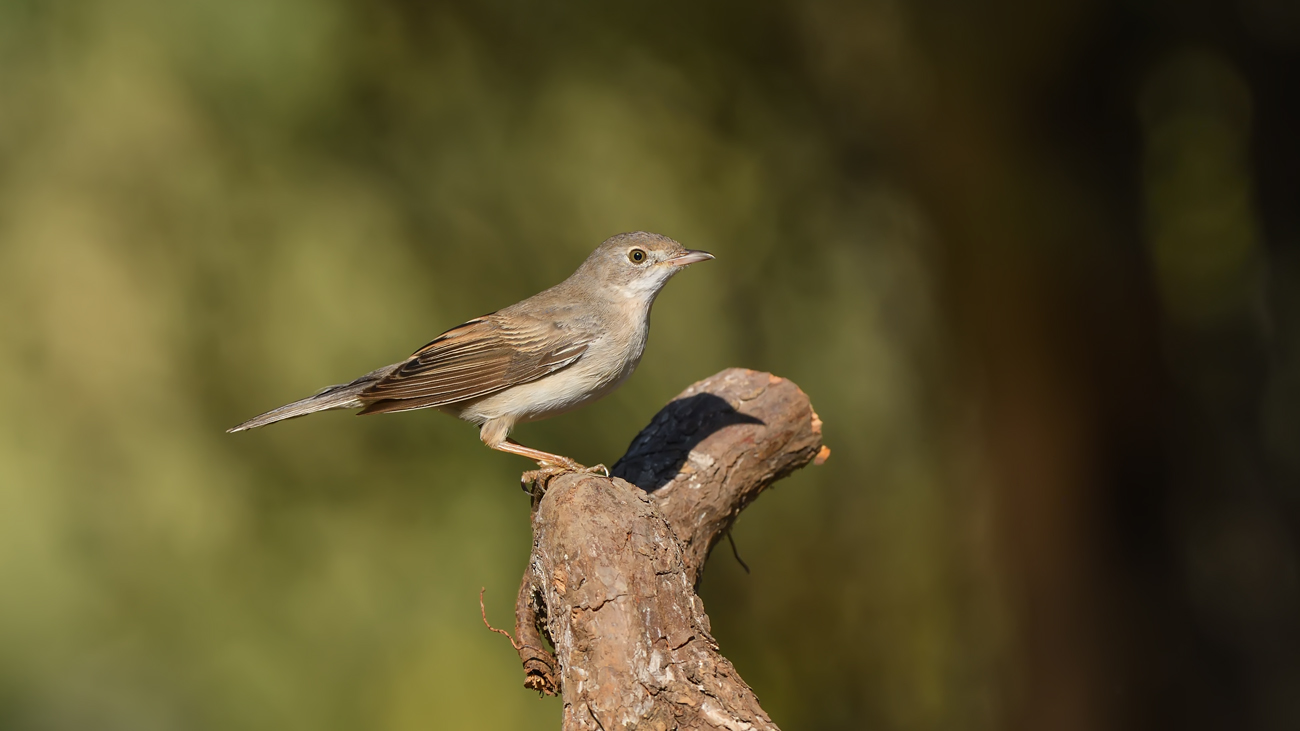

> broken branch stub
[510,368,824,730]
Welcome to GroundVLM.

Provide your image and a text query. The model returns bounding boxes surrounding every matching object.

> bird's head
[576,231,714,301]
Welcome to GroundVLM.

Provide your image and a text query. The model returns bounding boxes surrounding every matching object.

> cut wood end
[814,445,831,465]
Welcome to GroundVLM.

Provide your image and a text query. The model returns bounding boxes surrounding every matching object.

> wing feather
[356,315,591,413]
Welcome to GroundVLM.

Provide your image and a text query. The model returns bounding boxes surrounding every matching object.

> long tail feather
[226,364,398,433]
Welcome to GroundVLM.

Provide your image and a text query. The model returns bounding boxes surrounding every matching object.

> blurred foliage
[0,1,1297,730]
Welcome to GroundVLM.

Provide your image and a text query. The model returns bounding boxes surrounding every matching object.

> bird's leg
[488,438,578,469]
[480,423,608,497]
[495,440,609,499]
[492,439,608,476]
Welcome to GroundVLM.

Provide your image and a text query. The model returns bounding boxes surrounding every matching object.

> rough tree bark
[499,368,827,730]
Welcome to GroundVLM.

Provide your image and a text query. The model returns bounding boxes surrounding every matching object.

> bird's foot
[537,459,609,477]
[520,464,570,497]
[519,461,609,498]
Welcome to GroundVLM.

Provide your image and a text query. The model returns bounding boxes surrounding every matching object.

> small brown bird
[228,232,713,473]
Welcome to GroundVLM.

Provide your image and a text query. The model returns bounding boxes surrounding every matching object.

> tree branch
[508,368,824,730]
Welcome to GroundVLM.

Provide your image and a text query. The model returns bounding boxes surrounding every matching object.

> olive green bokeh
[3,1,1298,730]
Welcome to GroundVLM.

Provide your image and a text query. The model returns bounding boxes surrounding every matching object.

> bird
[227,232,714,474]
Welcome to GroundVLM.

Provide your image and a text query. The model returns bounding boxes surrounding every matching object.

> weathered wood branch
[507,368,826,730]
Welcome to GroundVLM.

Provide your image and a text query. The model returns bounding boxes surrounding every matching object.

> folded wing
[357,315,591,415]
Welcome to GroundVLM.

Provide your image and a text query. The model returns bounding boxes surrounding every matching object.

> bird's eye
[628,249,647,263]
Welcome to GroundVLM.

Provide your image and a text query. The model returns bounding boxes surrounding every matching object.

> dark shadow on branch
[611,393,764,491]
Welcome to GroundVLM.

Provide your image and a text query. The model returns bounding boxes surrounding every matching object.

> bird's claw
[521,465,568,495]
[545,461,608,477]
[520,461,609,497]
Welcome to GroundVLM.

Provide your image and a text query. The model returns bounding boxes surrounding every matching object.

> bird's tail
[226,365,396,433]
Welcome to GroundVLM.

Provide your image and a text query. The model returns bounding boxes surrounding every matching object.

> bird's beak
[666,249,715,267]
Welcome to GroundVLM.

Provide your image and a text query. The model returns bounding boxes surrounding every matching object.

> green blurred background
[2,1,1298,729]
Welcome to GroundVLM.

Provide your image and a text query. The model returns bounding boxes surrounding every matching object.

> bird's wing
[356,315,591,414]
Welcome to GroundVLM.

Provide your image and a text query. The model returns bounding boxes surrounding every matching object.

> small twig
[726,529,751,574]
[480,586,523,650]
